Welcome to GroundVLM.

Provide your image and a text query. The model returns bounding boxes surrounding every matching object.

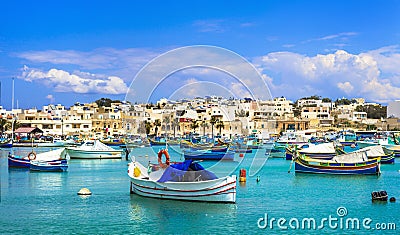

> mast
[11,77,14,142]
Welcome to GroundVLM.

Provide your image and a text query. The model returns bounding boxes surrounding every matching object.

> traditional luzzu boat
[286,142,340,160]
[339,145,395,164]
[148,138,168,146]
[67,140,123,159]
[183,149,235,161]
[0,139,12,148]
[293,150,381,175]
[127,153,236,203]
[30,159,68,172]
[100,138,125,147]
[8,148,69,168]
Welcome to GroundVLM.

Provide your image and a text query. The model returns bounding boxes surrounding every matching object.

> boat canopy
[353,145,387,157]
[157,160,218,183]
[299,142,336,154]
[332,151,368,163]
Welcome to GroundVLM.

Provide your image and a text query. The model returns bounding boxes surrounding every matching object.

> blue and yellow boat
[294,151,381,175]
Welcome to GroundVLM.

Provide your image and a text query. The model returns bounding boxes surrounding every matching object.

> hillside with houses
[0,96,398,139]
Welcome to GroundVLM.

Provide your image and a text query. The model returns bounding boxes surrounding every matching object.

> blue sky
[1,0,400,109]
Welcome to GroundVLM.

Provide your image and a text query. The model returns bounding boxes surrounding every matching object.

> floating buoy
[371,190,388,201]
[239,168,246,182]
[239,153,244,158]
[77,188,92,196]
[256,176,260,183]
[390,197,396,202]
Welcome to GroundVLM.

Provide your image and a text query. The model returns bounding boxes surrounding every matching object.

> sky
[0,0,400,109]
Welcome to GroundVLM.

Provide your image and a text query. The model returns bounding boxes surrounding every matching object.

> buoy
[371,190,388,201]
[77,188,92,196]
[390,197,396,202]
[239,168,246,182]
[239,153,244,158]
[256,176,260,183]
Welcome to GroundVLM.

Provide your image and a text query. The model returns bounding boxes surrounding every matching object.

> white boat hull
[67,149,122,159]
[128,162,236,203]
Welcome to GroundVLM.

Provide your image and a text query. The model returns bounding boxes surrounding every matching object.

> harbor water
[1,146,399,234]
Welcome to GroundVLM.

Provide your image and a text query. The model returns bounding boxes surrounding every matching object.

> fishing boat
[100,138,125,147]
[232,148,252,153]
[284,143,313,160]
[386,145,400,158]
[346,145,395,164]
[13,139,65,147]
[30,159,68,172]
[8,148,69,168]
[293,150,381,175]
[286,142,339,160]
[127,158,236,203]
[337,131,357,146]
[67,140,123,159]
[183,149,235,161]
[0,139,12,148]
[149,137,168,146]
[276,131,309,145]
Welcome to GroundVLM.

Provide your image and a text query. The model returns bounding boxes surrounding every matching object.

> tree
[355,105,387,119]
[335,98,352,106]
[210,116,217,138]
[200,121,209,136]
[0,119,10,134]
[190,120,199,134]
[216,120,224,136]
[154,119,161,136]
[171,118,179,137]
[322,97,332,102]
[95,98,121,107]
[163,116,171,137]
[144,121,152,135]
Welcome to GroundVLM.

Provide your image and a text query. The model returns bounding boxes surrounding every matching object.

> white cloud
[337,82,354,93]
[46,94,55,103]
[15,48,160,80]
[20,67,128,94]
[256,46,400,102]
[304,32,358,43]
[126,46,272,103]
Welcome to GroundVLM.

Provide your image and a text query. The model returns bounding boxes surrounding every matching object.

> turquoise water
[1,146,399,234]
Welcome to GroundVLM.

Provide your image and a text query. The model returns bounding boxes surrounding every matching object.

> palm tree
[210,116,217,138]
[171,118,179,138]
[144,121,152,135]
[154,119,161,136]
[190,120,199,134]
[0,119,10,134]
[216,120,224,136]
[163,116,171,137]
[200,121,209,136]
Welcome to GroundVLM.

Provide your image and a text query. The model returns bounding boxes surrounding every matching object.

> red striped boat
[128,159,236,203]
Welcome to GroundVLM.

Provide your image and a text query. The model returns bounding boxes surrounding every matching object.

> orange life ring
[158,149,170,168]
[28,152,36,160]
